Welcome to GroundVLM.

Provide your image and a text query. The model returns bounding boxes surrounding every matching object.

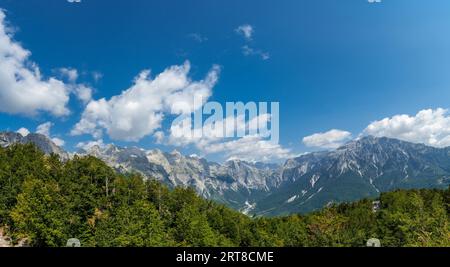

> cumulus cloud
[303,129,352,149]
[71,61,220,141]
[51,137,65,147]
[56,67,93,104]
[0,10,73,117]
[57,67,78,82]
[36,122,52,136]
[235,24,254,41]
[67,0,82,3]
[168,112,271,146]
[166,113,292,162]
[73,84,92,104]
[368,0,382,3]
[36,122,65,147]
[203,135,292,162]
[17,127,30,137]
[76,139,106,151]
[153,131,165,144]
[363,108,450,148]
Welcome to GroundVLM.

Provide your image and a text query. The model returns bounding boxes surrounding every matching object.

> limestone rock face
[2,131,449,215]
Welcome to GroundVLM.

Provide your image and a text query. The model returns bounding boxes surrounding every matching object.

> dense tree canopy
[0,144,449,247]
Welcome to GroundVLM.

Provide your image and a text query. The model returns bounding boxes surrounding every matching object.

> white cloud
[67,0,82,3]
[74,84,92,104]
[76,139,105,151]
[168,112,271,146]
[36,122,52,136]
[368,0,382,3]
[260,52,270,61]
[236,24,254,41]
[188,33,208,43]
[51,137,65,147]
[153,131,165,144]
[363,108,450,148]
[71,61,220,141]
[242,45,270,61]
[203,135,292,162]
[166,113,292,162]
[58,67,78,82]
[0,10,72,117]
[302,108,450,151]
[36,122,65,147]
[56,67,93,104]
[17,127,30,137]
[303,129,352,149]
[236,25,269,60]
[92,71,103,82]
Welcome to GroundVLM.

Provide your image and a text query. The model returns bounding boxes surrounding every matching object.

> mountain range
[1,131,449,216]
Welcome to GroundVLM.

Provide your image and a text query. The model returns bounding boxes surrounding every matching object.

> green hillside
[0,144,449,247]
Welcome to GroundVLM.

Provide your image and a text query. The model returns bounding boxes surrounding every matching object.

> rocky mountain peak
[0,132,68,160]
[2,130,448,216]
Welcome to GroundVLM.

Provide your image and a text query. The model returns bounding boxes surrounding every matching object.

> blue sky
[1,0,450,162]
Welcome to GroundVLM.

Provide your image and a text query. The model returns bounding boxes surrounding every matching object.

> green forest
[0,144,449,247]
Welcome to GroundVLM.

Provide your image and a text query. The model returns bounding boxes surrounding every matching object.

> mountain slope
[2,143,448,247]
[254,136,450,216]
[77,144,281,211]
[0,132,69,160]
[1,131,449,216]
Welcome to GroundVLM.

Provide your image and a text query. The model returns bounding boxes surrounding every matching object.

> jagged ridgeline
[0,143,449,247]
[1,131,450,216]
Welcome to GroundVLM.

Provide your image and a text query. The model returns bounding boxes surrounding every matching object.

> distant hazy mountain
[1,131,449,216]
